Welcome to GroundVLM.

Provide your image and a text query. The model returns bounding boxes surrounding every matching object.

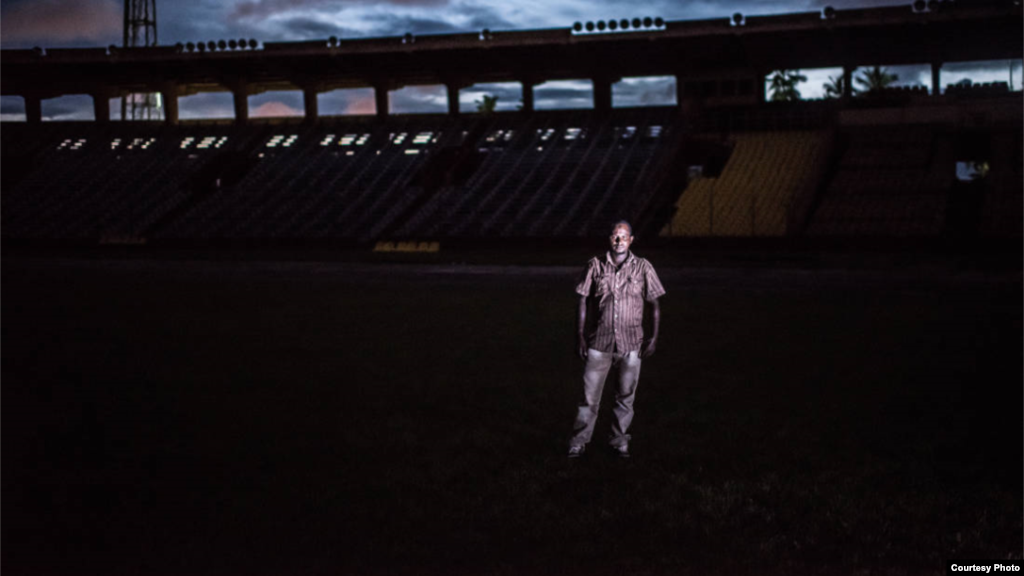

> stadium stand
[805,127,953,237]
[0,108,682,242]
[395,108,680,238]
[2,1,1020,248]
[3,98,1021,245]
[977,130,1023,238]
[660,131,832,237]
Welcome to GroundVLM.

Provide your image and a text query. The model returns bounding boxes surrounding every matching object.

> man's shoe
[612,444,630,459]
[567,445,586,458]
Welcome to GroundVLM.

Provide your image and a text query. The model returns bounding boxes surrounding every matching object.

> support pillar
[374,82,390,119]
[676,74,702,130]
[843,65,855,100]
[303,86,319,123]
[92,91,111,123]
[159,83,179,124]
[516,75,540,112]
[446,82,461,116]
[25,94,42,124]
[931,62,942,96]
[520,80,536,112]
[232,85,249,125]
[593,76,614,113]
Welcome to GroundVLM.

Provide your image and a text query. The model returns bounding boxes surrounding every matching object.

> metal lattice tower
[121,0,160,120]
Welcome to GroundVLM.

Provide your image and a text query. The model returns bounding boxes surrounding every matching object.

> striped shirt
[575,251,666,353]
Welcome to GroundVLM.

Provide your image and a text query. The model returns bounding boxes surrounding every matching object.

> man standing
[568,221,665,458]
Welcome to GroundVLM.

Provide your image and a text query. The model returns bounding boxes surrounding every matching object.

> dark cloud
[251,101,304,117]
[459,83,523,112]
[445,3,518,31]
[637,80,676,106]
[1,97,27,114]
[391,85,446,113]
[535,99,591,110]
[534,86,594,101]
[160,3,248,45]
[943,59,1023,74]
[468,81,522,91]
[804,0,908,7]
[533,80,593,108]
[259,3,517,40]
[230,0,449,22]
[279,17,344,38]
[232,0,335,21]
[178,92,235,120]
[550,0,895,23]
[242,13,478,42]
[463,83,522,98]
[41,95,95,120]
[250,90,305,109]
[0,0,121,49]
[318,88,376,115]
[357,14,464,36]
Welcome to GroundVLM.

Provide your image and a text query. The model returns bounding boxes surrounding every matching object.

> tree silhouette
[476,94,499,114]
[855,66,899,95]
[768,70,808,102]
[823,74,854,99]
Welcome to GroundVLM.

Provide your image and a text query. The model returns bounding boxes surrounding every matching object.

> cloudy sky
[1,0,1019,120]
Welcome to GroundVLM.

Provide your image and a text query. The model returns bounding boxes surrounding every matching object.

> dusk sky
[1,0,1019,120]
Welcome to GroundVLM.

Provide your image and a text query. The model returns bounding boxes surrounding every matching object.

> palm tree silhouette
[855,66,899,95]
[823,74,854,99]
[476,94,499,114]
[768,70,808,101]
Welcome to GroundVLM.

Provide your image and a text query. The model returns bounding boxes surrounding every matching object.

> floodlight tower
[121,0,161,120]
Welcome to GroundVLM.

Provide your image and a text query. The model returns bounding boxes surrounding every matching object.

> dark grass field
[2,254,1021,575]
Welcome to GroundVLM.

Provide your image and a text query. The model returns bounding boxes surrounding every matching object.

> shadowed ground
[2,256,1021,575]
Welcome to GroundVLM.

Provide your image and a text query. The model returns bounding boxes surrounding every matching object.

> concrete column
[931,62,942,96]
[232,85,249,125]
[593,76,614,112]
[302,87,319,123]
[25,94,42,123]
[374,82,390,119]
[521,81,535,113]
[92,91,111,123]
[159,83,179,124]
[446,82,460,116]
[843,66,855,100]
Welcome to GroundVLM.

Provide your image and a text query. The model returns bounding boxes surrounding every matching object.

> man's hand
[643,298,660,359]
[577,295,589,360]
[641,338,657,358]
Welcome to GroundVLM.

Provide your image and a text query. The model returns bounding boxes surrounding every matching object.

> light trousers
[569,348,642,448]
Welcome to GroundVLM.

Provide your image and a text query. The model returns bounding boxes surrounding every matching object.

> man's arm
[577,295,588,359]
[642,297,660,358]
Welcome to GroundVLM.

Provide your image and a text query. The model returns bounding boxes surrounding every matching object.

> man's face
[609,225,634,255]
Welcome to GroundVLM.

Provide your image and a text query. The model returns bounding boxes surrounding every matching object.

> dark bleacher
[1,109,682,243]
[4,101,1020,245]
[805,127,954,237]
[977,130,1023,238]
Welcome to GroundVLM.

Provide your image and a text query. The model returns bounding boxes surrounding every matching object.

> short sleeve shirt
[574,251,666,353]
